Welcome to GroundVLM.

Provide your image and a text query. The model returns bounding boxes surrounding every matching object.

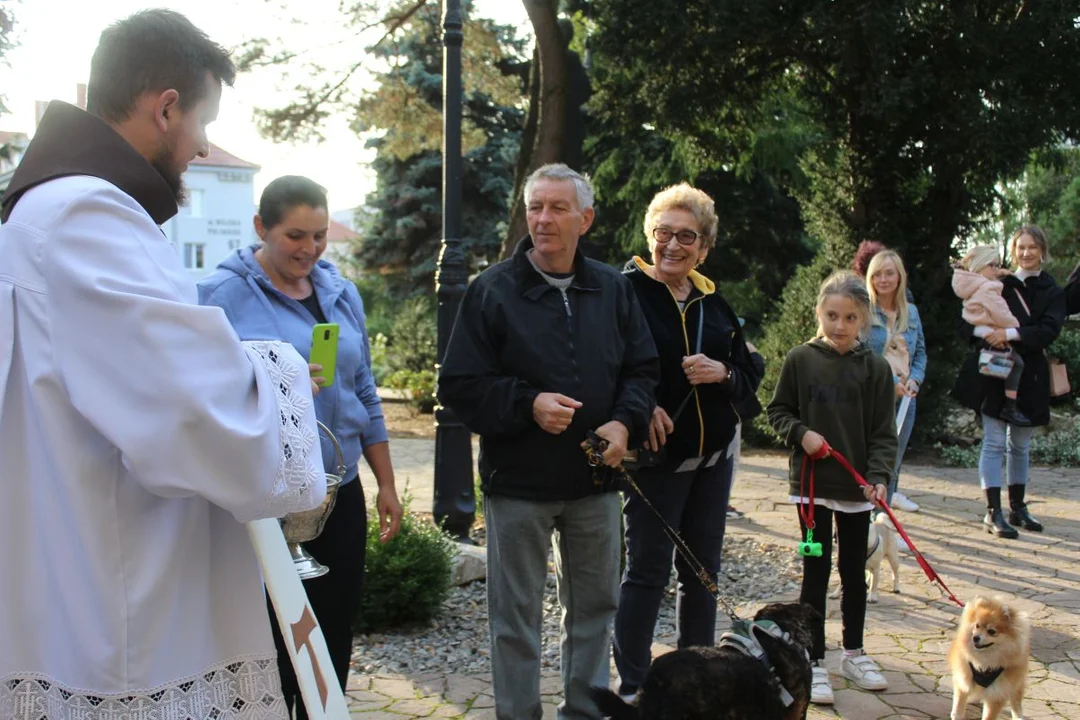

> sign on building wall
[207,218,245,248]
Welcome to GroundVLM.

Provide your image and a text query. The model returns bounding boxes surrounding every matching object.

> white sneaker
[810,665,834,705]
[891,492,919,512]
[841,653,889,690]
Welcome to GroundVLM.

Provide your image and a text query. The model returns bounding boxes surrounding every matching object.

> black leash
[583,434,804,708]
[581,432,742,623]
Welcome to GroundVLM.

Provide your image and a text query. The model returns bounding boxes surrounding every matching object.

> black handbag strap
[669,302,705,423]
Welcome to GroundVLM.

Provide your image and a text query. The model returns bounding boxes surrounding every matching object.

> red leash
[802,442,964,608]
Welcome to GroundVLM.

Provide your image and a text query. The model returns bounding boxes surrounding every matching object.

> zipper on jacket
[559,289,582,391]
[669,287,707,456]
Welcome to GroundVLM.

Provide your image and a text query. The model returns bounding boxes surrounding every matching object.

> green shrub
[387,297,437,374]
[354,275,397,341]
[384,368,437,413]
[934,424,1080,468]
[934,442,980,468]
[369,332,391,386]
[355,494,456,633]
[1048,323,1080,402]
[1031,423,1080,466]
[1047,324,1080,369]
[474,474,484,520]
[752,254,835,442]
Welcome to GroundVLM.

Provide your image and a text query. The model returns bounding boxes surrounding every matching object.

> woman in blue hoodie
[198,175,402,718]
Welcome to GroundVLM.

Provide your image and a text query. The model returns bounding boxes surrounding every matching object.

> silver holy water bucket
[280,421,345,579]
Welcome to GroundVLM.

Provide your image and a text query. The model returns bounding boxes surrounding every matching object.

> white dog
[829,514,901,603]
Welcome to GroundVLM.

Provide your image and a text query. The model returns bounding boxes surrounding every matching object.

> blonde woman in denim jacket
[866,251,926,514]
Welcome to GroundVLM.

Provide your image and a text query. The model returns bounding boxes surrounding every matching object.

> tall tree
[499,2,592,257]
[587,0,1080,432]
[583,107,814,327]
[973,148,1080,275]
[239,1,589,263]
[351,3,527,292]
[590,1,1080,259]
[238,1,528,293]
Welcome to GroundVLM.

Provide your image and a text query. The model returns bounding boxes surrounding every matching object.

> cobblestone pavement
[349,441,1080,718]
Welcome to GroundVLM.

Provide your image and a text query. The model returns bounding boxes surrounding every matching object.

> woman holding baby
[952,225,1065,538]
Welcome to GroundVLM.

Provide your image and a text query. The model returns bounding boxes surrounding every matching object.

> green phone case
[310,323,340,388]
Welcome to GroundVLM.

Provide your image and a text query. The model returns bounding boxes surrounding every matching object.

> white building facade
[163,146,260,281]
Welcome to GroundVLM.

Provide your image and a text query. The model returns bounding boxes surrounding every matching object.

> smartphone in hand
[310,323,340,387]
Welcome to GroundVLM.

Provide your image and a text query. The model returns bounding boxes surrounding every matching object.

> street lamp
[433,0,475,541]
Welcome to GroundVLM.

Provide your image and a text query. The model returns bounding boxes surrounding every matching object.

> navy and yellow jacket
[623,257,763,463]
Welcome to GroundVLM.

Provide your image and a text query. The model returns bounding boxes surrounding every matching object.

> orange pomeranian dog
[949,596,1031,720]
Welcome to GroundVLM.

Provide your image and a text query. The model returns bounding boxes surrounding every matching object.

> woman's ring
[688,365,696,375]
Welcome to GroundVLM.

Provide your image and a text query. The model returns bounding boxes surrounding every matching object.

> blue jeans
[979,413,1034,489]
[613,454,734,693]
[888,396,916,503]
[485,492,621,720]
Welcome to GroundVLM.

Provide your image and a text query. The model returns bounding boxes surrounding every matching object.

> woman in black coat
[953,225,1065,538]
[612,183,763,700]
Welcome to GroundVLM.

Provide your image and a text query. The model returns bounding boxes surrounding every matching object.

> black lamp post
[433,0,475,540]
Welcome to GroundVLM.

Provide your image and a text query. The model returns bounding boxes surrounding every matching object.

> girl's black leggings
[796,504,870,660]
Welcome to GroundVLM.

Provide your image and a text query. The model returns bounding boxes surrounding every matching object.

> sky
[0,0,531,213]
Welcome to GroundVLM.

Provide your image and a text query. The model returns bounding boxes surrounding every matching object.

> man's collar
[511,236,600,293]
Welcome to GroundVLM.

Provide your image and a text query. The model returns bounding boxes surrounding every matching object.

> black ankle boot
[983,488,1019,538]
[1008,484,1044,532]
[999,399,1033,427]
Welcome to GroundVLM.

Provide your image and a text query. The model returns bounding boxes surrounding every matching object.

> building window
[179,189,205,217]
[184,243,206,270]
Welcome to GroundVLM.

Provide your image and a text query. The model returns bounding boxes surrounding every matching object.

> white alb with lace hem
[0,177,326,719]
[2,655,285,720]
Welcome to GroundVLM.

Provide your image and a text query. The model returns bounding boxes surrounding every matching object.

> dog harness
[969,663,1004,688]
[717,619,805,707]
[865,531,881,560]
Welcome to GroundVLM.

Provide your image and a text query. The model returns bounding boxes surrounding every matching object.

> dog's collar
[969,663,1004,688]
[866,531,881,560]
[719,620,803,707]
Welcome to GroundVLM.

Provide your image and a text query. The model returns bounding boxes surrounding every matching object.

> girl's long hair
[866,250,909,333]
[816,270,872,340]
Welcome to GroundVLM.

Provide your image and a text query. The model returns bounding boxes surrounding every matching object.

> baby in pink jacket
[952,245,1030,425]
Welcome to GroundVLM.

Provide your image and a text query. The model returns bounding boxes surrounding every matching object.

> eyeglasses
[652,227,701,246]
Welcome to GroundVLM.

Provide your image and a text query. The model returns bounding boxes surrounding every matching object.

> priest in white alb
[0,10,326,719]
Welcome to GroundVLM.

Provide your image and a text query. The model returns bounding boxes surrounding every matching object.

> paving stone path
[346,440,1080,718]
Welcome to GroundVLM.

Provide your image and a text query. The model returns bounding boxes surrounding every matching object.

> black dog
[591,602,821,720]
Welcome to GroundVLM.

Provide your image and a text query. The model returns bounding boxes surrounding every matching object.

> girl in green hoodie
[767,271,898,706]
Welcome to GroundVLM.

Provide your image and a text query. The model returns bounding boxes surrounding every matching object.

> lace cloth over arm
[242,340,325,519]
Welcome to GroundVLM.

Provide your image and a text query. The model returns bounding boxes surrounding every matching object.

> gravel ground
[350,534,801,675]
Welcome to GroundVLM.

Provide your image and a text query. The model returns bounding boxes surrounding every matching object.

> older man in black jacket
[439,164,659,720]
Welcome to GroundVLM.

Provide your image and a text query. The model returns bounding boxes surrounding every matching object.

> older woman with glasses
[613,183,763,701]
